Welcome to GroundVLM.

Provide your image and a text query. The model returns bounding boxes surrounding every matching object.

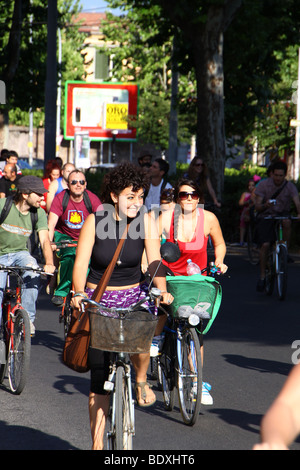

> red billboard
[64,81,139,141]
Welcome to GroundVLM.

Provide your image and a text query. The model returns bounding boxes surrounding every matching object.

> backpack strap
[0,196,37,232]
[0,196,14,226]
[62,189,93,215]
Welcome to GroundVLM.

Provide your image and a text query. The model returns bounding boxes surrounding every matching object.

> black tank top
[87,208,146,287]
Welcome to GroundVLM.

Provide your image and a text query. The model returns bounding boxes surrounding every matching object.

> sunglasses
[70,180,86,186]
[178,191,199,200]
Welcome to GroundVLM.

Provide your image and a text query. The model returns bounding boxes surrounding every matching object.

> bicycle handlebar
[263,215,299,220]
[0,264,56,276]
[51,239,78,249]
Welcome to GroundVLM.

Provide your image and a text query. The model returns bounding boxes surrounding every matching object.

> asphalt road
[0,248,300,452]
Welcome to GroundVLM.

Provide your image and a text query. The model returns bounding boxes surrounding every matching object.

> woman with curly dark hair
[71,162,173,449]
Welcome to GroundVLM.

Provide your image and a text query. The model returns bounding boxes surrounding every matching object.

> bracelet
[73,292,88,298]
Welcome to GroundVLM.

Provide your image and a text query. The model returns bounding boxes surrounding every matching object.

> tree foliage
[0,0,86,127]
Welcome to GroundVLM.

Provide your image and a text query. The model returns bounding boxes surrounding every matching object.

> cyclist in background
[48,169,102,307]
[46,162,75,212]
[0,176,55,336]
[159,178,227,405]
[254,161,300,292]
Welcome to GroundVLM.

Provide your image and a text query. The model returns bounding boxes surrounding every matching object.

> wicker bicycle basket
[88,306,158,354]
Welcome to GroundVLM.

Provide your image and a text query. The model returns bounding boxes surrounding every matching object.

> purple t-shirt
[50,189,102,239]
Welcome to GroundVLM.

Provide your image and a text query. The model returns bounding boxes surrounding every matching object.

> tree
[105,0,242,196]
[0,0,86,128]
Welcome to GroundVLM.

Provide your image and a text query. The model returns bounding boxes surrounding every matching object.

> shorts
[254,218,277,246]
[87,282,155,395]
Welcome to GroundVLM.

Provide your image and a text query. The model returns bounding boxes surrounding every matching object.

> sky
[79,0,123,15]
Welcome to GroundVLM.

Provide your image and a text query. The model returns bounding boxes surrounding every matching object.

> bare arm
[46,179,58,212]
[253,363,300,450]
[38,229,55,273]
[47,211,59,242]
[71,214,95,309]
[204,210,227,273]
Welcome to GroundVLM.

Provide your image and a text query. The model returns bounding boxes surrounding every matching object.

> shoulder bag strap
[91,222,130,302]
[270,180,288,200]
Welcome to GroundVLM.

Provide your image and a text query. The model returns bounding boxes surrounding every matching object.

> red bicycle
[0,264,52,394]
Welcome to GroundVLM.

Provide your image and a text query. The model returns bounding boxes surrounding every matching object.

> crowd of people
[0,148,299,450]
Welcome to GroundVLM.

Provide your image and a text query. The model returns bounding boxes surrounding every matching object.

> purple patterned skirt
[85,282,157,315]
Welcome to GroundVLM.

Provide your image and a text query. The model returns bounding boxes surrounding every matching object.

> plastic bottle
[186,259,201,276]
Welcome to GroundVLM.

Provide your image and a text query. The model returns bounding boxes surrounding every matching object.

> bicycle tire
[8,308,31,394]
[159,332,175,411]
[276,244,288,301]
[0,306,8,384]
[177,327,202,426]
[115,365,133,450]
[247,224,259,265]
[63,292,72,339]
[265,251,275,296]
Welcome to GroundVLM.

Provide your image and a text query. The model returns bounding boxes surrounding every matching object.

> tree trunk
[193,12,226,198]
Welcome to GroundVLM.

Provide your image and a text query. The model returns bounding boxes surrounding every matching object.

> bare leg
[130,352,156,405]
[89,392,110,450]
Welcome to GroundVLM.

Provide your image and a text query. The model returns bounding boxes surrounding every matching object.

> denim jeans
[0,251,40,325]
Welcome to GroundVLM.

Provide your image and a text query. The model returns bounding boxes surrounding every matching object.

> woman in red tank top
[159,178,227,405]
[160,178,227,276]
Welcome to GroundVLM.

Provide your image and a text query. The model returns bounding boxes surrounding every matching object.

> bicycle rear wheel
[8,308,31,394]
[265,251,275,296]
[159,332,175,411]
[177,327,202,425]
[276,244,288,300]
[115,365,133,450]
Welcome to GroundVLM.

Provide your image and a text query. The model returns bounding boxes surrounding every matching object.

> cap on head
[16,175,47,194]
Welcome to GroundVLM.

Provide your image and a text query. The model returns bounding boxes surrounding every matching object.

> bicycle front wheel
[115,365,133,450]
[159,332,175,411]
[177,327,202,425]
[8,308,31,394]
[276,244,288,300]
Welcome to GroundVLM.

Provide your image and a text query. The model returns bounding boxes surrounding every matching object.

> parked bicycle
[158,262,223,426]
[0,264,54,394]
[264,216,298,300]
[51,239,77,338]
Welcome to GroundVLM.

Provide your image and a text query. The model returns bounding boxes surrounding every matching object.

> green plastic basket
[166,274,222,334]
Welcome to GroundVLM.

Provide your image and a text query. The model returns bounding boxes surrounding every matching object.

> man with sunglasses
[48,169,102,306]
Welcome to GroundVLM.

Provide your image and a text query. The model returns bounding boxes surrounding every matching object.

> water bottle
[186,259,201,276]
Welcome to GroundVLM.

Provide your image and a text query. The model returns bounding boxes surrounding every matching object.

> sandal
[135,381,156,407]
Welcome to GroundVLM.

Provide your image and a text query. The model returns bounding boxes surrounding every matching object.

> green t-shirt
[0,199,48,255]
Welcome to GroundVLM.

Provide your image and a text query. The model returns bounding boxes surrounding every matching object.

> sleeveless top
[163,208,208,275]
[87,209,146,287]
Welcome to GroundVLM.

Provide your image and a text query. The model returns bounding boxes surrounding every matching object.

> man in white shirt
[145,158,172,211]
